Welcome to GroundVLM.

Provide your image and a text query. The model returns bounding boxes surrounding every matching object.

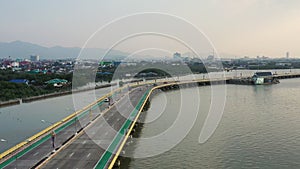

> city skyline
[0,40,296,59]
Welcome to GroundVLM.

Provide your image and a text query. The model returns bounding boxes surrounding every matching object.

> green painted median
[94,89,149,169]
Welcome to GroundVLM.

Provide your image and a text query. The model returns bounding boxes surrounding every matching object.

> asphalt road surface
[40,86,148,169]
[3,87,128,169]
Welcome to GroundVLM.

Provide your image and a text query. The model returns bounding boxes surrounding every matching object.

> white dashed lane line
[86,153,91,158]
[69,152,74,157]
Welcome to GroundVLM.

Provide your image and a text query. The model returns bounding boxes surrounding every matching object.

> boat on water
[252,72,280,85]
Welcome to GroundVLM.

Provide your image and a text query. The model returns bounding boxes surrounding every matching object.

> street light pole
[41,120,56,152]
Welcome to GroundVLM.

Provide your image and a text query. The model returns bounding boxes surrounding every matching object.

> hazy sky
[1,0,300,57]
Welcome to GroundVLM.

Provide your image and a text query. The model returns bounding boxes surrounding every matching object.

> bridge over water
[1,73,300,169]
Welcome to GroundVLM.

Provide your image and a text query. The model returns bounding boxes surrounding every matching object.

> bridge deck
[39,86,148,169]
[5,95,107,169]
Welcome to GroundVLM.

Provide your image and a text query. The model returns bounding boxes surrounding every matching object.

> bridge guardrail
[106,78,231,169]
[0,85,130,168]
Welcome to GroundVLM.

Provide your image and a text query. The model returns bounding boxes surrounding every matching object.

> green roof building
[45,79,68,84]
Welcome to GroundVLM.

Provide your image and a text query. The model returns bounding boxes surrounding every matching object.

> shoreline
[0,83,116,108]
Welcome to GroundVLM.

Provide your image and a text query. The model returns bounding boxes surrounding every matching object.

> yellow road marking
[35,88,136,169]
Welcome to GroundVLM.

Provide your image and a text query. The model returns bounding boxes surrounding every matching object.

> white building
[11,62,19,67]
[30,55,40,61]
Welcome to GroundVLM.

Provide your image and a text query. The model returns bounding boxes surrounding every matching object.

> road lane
[2,90,125,169]
[40,86,148,169]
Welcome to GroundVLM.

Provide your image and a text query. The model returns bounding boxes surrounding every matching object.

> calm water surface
[127,78,300,169]
[0,87,112,153]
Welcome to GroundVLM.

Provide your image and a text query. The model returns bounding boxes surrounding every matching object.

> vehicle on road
[104,98,110,102]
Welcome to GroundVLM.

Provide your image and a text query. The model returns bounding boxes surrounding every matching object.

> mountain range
[0,41,235,60]
[0,41,128,60]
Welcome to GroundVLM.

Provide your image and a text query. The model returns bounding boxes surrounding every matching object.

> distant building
[252,72,278,85]
[275,62,292,66]
[207,55,214,61]
[11,62,19,67]
[45,78,68,87]
[30,55,40,62]
[286,52,289,59]
[27,69,40,74]
[9,79,29,85]
[113,61,122,67]
[173,52,182,60]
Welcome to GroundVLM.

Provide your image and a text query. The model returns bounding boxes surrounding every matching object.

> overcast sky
[1,0,300,58]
